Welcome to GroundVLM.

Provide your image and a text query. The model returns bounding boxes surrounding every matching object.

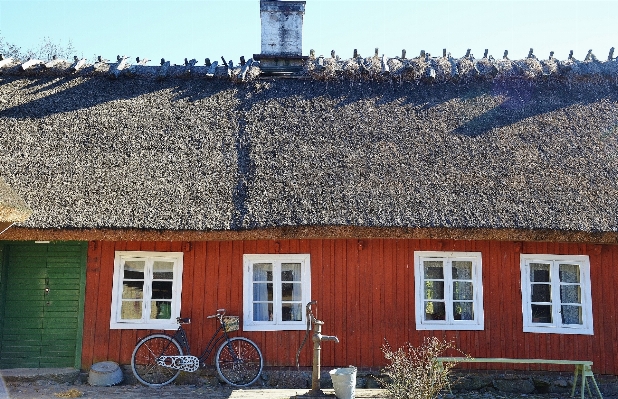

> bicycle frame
[171,317,234,368]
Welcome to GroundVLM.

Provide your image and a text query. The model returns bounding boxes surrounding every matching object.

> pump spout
[318,334,339,343]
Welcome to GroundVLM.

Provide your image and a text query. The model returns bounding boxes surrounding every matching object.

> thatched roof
[0,176,32,223]
[1,54,618,242]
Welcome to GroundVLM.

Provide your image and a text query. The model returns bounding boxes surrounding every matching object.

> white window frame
[414,251,484,330]
[243,254,311,331]
[110,251,183,330]
[520,254,593,335]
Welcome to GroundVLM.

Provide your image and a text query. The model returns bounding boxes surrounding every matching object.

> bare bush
[380,337,462,399]
[0,33,76,61]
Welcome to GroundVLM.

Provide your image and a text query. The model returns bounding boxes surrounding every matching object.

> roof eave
[1,226,617,245]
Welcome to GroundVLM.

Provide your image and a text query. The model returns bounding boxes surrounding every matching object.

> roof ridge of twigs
[0,48,617,83]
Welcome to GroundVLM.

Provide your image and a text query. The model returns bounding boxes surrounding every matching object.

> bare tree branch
[0,33,76,61]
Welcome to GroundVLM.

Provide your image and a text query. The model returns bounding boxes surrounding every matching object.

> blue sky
[0,0,616,65]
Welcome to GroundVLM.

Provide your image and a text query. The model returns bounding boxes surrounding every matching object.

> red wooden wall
[81,239,618,375]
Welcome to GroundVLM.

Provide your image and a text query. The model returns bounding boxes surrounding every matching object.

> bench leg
[583,365,603,399]
[590,375,603,398]
[572,365,580,398]
[435,360,453,394]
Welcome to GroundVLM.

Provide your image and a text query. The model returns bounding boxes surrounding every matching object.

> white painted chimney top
[260,0,306,56]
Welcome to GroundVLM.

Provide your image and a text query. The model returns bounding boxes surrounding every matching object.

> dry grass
[54,388,84,398]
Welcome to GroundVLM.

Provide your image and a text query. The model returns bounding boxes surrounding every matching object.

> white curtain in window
[559,264,582,325]
[282,263,302,321]
[253,263,272,321]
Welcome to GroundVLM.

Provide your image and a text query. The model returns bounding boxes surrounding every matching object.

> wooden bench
[435,357,603,399]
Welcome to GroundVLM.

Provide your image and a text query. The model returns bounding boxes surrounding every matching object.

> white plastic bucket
[329,366,357,399]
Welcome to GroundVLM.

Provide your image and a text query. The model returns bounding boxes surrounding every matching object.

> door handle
[44,277,51,305]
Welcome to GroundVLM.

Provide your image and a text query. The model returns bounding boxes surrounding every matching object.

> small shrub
[380,337,461,399]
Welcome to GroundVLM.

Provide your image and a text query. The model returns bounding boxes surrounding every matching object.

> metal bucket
[89,361,123,386]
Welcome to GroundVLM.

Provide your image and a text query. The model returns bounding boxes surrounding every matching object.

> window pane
[152,281,173,299]
[424,261,444,279]
[281,303,302,321]
[424,281,444,299]
[531,284,551,302]
[123,260,145,279]
[281,263,301,281]
[122,281,144,299]
[121,301,142,319]
[531,304,552,323]
[453,281,473,300]
[153,261,174,279]
[560,285,581,304]
[559,264,580,283]
[561,305,583,325]
[282,283,302,301]
[253,303,273,321]
[453,302,474,320]
[151,301,172,319]
[424,301,445,320]
[253,263,273,281]
[452,261,472,280]
[253,283,273,301]
[530,263,550,282]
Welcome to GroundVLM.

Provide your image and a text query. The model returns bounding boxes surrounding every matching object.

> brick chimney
[254,0,308,75]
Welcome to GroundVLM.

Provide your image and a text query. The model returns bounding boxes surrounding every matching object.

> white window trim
[520,254,593,335]
[414,251,484,331]
[243,254,311,331]
[110,251,183,330]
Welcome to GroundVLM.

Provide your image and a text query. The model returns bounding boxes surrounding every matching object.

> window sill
[523,326,593,335]
[243,323,307,331]
[110,321,178,330]
[416,323,484,331]
[416,324,485,331]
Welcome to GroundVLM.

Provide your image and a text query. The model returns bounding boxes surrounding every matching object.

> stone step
[0,368,80,384]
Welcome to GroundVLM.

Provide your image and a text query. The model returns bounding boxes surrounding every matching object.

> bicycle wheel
[215,337,263,387]
[131,334,183,387]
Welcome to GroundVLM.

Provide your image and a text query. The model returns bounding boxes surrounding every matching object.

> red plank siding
[81,238,618,376]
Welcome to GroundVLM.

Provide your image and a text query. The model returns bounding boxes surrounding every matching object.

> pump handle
[296,300,317,368]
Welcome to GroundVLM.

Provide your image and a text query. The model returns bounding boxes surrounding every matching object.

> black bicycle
[131,309,263,387]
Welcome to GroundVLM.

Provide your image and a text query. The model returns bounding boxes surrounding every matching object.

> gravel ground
[0,381,609,399]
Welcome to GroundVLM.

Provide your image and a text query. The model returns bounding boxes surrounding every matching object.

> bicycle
[131,309,263,387]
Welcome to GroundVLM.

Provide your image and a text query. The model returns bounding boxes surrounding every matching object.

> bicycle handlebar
[206,309,226,319]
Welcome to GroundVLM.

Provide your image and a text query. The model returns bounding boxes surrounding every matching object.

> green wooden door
[0,242,86,368]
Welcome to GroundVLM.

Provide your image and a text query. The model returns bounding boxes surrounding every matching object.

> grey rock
[492,377,535,394]
[532,376,551,393]
[364,375,382,389]
[354,377,366,388]
[452,375,493,391]
[600,381,618,396]
[174,371,202,385]
[264,370,311,388]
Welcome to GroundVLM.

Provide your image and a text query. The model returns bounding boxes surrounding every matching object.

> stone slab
[0,368,80,383]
